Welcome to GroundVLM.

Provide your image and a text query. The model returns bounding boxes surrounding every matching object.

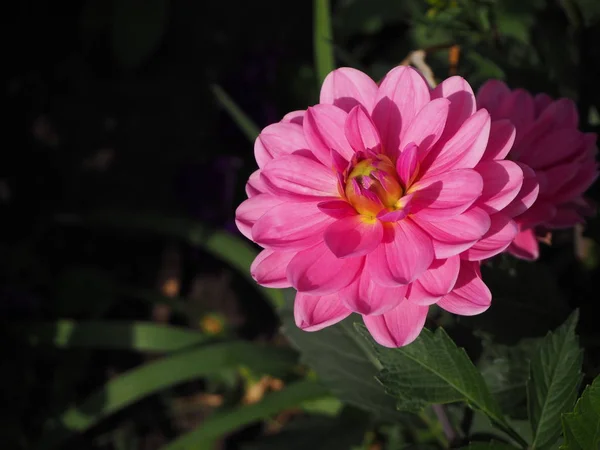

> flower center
[344,155,403,217]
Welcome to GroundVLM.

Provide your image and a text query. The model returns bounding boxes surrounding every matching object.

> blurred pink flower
[236,67,529,347]
[477,81,599,260]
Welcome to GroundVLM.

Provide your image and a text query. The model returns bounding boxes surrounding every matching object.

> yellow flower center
[345,155,404,217]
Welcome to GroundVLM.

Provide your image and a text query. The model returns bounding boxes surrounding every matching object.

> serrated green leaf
[356,325,527,447]
[54,211,284,309]
[38,342,297,450]
[313,0,335,84]
[111,0,168,68]
[280,300,405,420]
[159,381,331,450]
[211,84,260,142]
[527,311,583,450]
[12,320,210,352]
[560,376,600,450]
[479,338,540,418]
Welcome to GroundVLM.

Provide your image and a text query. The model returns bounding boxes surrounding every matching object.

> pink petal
[252,201,335,250]
[344,105,382,153]
[371,66,431,159]
[399,98,450,156]
[261,154,338,200]
[421,109,491,176]
[282,110,305,125]
[396,143,419,188]
[287,241,364,294]
[235,194,285,240]
[496,89,535,130]
[340,270,407,315]
[462,213,518,261]
[511,99,577,151]
[304,104,354,165]
[437,261,491,316]
[501,162,539,218]
[537,161,580,196]
[254,122,310,168]
[475,160,523,214]
[546,204,585,229]
[476,80,511,114]
[250,249,296,288]
[317,200,356,218]
[320,67,378,113]
[551,161,599,204]
[412,206,491,258]
[520,128,583,170]
[363,301,429,347]
[538,98,578,130]
[534,93,552,116]
[246,169,267,197]
[431,76,476,141]
[366,219,434,286]
[324,215,384,258]
[294,292,351,332]
[408,255,460,305]
[507,229,539,261]
[481,119,516,161]
[410,169,483,221]
[377,207,410,222]
[514,201,557,230]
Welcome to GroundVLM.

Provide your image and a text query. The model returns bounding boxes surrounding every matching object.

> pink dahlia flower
[477,81,599,260]
[236,66,532,347]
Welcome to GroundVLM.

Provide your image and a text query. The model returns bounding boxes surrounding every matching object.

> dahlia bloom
[477,81,599,260]
[236,67,533,347]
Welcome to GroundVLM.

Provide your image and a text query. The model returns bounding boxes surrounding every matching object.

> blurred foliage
[2,0,600,449]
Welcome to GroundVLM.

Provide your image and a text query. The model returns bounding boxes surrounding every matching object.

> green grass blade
[55,211,284,309]
[313,0,335,84]
[159,381,330,450]
[13,320,211,352]
[211,84,260,142]
[38,342,297,450]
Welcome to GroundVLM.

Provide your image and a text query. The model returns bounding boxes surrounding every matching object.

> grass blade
[38,342,297,449]
[211,84,260,142]
[13,320,211,352]
[159,381,330,450]
[313,0,335,84]
[55,211,284,309]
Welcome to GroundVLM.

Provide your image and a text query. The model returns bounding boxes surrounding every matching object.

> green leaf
[355,325,527,447]
[55,211,284,309]
[313,0,335,84]
[13,320,211,352]
[210,84,260,142]
[159,381,331,450]
[111,0,168,68]
[560,376,600,450]
[38,342,297,450]
[527,311,583,450]
[280,301,405,420]
[479,338,540,418]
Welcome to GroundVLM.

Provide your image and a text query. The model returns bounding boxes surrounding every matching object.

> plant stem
[433,404,457,444]
[418,410,448,448]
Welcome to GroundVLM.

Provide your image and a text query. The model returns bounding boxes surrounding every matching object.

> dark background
[2,1,600,449]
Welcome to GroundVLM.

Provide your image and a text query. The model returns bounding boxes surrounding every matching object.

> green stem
[418,410,449,448]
